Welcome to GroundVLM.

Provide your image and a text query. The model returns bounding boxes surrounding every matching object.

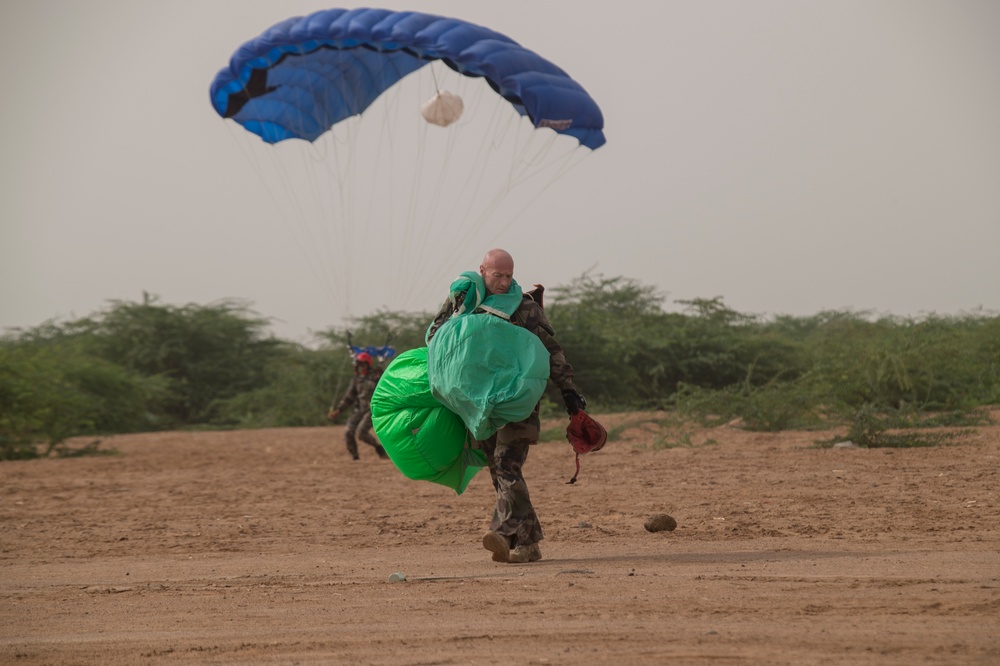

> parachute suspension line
[394,64,437,306]
[485,123,595,243]
[398,73,499,306]
[430,62,443,94]
[502,116,563,189]
[435,106,519,262]
[394,108,432,309]
[226,122,346,314]
[266,91,338,303]
[407,106,521,302]
[330,51,416,320]
[444,80,509,224]
[385,62,462,310]
[452,108,540,239]
[283,133,347,314]
[401,67,475,299]
[326,129,354,309]
[345,63,387,312]
[293,107,371,322]
[492,146,594,243]
[400,108,466,307]
[293,139,330,276]
[451,119,594,259]
[379,73,420,314]
[332,49,369,317]
[327,49,415,320]
[298,123,350,316]
[237,77,361,321]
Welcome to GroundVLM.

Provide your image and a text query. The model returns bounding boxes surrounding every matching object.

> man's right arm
[516,301,578,393]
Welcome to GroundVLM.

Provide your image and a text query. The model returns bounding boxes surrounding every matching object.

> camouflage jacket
[334,367,383,412]
[427,286,577,393]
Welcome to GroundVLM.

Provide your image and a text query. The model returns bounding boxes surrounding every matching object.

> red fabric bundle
[566,411,607,454]
[565,411,607,483]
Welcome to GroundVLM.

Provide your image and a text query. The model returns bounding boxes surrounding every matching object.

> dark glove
[561,389,587,416]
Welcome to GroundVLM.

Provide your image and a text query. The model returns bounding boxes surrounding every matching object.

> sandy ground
[2,411,998,665]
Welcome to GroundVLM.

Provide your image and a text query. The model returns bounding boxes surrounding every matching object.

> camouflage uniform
[332,367,388,460]
[429,287,577,550]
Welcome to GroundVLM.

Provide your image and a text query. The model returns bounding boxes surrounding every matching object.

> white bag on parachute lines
[421,91,464,127]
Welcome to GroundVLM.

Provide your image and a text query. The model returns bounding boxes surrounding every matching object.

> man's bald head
[480,248,514,294]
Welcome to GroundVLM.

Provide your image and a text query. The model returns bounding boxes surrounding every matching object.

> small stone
[387,572,407,583]
[644,514,677,532]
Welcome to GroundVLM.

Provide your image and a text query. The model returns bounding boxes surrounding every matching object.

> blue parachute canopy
[349,344,395,364]
[209,8,605,150]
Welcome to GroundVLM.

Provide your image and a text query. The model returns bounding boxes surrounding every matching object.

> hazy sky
[3,1,999,344]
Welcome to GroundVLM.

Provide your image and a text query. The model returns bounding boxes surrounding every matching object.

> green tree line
[3,278,998,459]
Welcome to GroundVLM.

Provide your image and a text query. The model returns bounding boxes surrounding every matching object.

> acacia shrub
[74,295,285,425]
[0,337,166,459]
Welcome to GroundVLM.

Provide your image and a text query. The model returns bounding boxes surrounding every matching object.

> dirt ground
[2,411,998,665]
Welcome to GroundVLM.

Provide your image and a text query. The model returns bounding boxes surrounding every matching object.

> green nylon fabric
[425,271,523,344]
[450,271,523,317]
[370,347,486,495]
[428,313,550,440]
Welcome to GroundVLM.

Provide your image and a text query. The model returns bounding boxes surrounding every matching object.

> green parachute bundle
[370,347,486,494]
[427,314,550,440]
[371,312,551,494]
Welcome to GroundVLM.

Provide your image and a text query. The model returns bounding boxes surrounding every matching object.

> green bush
[209,345,343,428]
[0,339,166,459]
[836,404,979,448]
[74,295,286,424]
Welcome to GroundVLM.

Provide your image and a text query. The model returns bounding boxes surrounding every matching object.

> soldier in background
[327,352,389,461]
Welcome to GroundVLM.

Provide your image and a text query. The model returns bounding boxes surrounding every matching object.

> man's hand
[327,408,341,421]
[561,389,587,416]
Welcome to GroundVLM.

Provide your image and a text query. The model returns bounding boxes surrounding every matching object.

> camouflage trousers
[344,408,381,460]
[477,405,543,549]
